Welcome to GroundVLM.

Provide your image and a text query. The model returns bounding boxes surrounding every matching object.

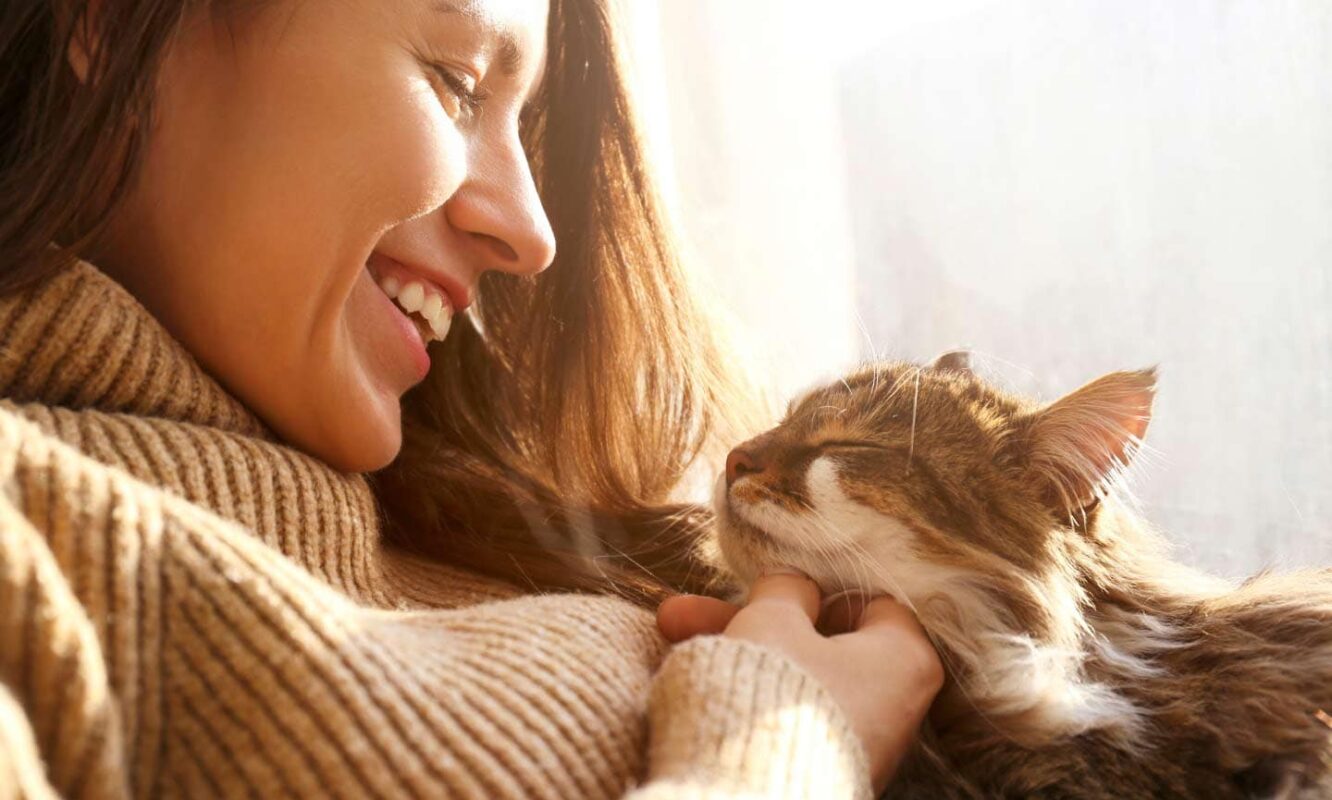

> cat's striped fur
[714,353,1332,798]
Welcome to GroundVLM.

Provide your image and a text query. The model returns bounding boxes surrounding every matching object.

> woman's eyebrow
[432,0,524,78]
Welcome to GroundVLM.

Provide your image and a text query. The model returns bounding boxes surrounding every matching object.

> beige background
[621,0,1332,578]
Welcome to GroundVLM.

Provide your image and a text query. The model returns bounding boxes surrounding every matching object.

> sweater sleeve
[0,406,873,799]
[0,682,60,800]
[631,636,873,800]
[0,467,131,800]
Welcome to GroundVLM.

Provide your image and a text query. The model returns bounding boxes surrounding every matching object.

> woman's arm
[0,406,938,799]
[0,682,62,799]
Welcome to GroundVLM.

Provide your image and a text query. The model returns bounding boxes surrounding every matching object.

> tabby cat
[713,352,1332,798]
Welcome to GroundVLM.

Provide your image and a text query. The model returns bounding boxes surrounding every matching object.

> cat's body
[712,354,1332,798]
[898,527,1332,799]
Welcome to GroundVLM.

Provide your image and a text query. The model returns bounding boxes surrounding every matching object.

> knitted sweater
[0,259,872,799]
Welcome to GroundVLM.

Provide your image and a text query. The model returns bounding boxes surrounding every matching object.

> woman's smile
[363,249,464,381]
[60,0,555,471]
[361,262,434,382]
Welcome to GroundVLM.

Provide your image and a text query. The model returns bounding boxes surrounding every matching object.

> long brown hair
[0,0,758,605]
[375,0,761,604]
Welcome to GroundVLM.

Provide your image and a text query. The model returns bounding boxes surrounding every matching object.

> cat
[711,351,1332,799]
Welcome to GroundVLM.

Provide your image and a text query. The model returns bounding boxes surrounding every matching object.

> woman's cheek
[368,87,469,225]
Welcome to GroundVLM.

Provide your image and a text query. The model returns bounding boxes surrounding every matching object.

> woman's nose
[447,137,556,276]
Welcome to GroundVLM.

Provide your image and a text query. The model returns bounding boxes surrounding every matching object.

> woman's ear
[1019,367,1157,514]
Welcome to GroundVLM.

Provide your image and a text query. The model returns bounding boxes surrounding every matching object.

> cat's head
[714,352,1158,736]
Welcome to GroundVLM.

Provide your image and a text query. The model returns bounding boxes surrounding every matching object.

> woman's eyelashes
[425,61,489,119]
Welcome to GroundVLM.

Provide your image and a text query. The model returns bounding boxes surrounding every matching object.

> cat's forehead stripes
[785,361,1033,448]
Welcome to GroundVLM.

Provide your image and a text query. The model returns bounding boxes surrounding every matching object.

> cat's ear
[931,350,973,374]
[1020,368,1157,513]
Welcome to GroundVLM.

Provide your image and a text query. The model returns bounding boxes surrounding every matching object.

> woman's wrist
[645,634,874,799]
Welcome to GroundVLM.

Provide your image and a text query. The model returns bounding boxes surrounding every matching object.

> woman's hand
[657,571,944,795]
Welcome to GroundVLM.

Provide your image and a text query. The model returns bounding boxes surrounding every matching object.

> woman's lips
[365,253,454,343]
[363,263,431,382]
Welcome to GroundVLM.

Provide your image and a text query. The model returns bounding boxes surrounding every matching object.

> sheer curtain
[621,0,1332,577]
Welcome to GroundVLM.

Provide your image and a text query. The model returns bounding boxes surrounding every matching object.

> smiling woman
[78,0,557,472]
[0,0,941,797]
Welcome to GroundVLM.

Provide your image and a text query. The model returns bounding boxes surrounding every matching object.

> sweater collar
[0,256,276,440]
[0,255,528,607]
[0,256,414,603]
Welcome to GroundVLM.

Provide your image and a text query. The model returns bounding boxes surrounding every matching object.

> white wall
[841,1,1332,576]
[619,0,862,405]
[624,1,1332,577]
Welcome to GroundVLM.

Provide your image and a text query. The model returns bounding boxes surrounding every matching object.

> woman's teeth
[377,275,452,342]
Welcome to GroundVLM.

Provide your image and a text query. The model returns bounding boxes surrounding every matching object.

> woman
[0,0,942,796]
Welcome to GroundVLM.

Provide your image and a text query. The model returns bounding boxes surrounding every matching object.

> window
[625,0,1332,576]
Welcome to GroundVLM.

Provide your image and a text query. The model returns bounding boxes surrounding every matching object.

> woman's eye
[427,63,485,119]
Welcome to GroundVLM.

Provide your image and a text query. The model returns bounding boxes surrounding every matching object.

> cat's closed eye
[814,440,893,453]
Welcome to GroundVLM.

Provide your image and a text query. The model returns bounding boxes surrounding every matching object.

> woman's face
[93,0,555,471]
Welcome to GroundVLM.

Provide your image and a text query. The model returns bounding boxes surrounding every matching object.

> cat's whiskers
[735,493,846,591]
[906,367,922,476]
[786,506,866,597]
[738,480,885,602]
[966,349,1037,388]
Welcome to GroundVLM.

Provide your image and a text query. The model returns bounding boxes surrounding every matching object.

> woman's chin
[280,387,404,474]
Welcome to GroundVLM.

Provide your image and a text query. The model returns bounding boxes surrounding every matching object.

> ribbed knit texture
[0,259,872,799]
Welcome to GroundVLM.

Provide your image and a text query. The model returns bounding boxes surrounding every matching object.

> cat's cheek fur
[803,456,971,603]
[806,458,1147,745]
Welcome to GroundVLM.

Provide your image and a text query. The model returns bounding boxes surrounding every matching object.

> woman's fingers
[854,595,945,692]
[658,569,823,645]
[856,595,927,637]
[743,569,821,624]
[658,579,942,792]
[713,579,941,792]
[656,594,740,643]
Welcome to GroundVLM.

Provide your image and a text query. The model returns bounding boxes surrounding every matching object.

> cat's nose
[725,447,766,486]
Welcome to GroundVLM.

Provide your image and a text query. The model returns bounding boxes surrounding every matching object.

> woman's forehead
[429,0,549,98]
[430,0,549,54]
